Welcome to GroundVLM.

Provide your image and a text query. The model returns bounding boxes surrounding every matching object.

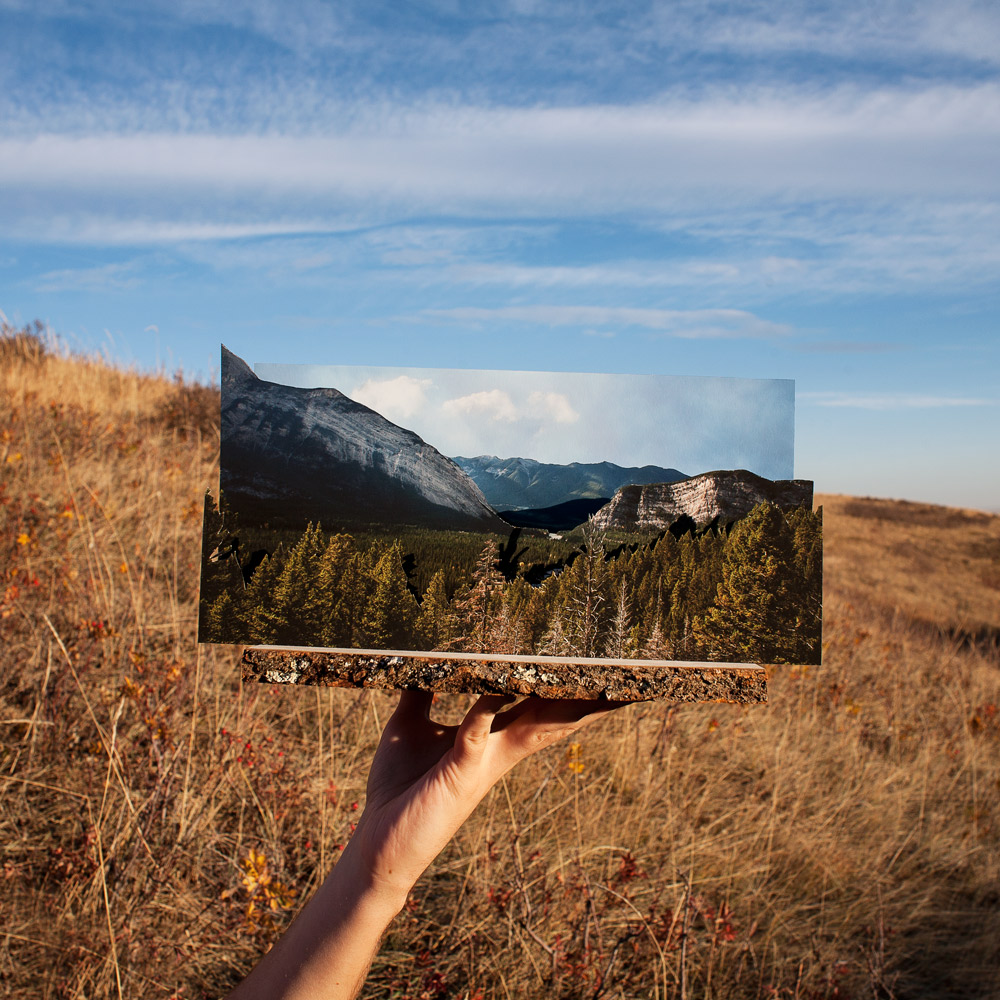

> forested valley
[201,495,822,665]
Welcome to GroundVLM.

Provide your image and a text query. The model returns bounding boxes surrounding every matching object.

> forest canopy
[200,495,822,665]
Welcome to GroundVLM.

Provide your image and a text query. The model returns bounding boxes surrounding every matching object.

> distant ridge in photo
[452,455,687,510]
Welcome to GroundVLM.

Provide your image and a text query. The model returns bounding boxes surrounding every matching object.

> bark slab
[240,648,766,703]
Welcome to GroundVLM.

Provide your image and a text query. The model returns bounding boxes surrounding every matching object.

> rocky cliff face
[451,455,687,510]
[220,347,508,532]
[590,470,813,531]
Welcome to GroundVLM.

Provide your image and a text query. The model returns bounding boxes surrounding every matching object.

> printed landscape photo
[199,348,821,667]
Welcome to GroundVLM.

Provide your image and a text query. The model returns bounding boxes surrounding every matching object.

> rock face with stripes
[590,469,813,531]
[220,346,509,532]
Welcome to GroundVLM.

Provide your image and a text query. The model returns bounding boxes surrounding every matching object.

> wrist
[335,824,414,916]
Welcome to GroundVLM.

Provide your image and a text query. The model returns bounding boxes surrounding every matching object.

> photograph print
[198,348,822,669]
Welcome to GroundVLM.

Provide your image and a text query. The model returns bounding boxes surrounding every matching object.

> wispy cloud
[4,1,997,125]
[648,0,1000,65]
[526,390,579,425]
[446,262,697,288]
[802,391,997,409]
[23,217,351,246]
[424,306,792,339]
[3,83,997,322]
[793,341,906,354]
[3,85,997,212]
[32,260,143,292]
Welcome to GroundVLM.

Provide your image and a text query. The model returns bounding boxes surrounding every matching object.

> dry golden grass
[1,328,998,999]
[822,493,1000,641]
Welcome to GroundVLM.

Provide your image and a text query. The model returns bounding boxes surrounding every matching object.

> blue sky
[1,1,997,508]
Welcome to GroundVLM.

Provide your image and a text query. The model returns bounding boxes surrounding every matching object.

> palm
[365,701,459,808]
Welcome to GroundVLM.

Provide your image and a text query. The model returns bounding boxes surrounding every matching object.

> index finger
[393,688,434,722]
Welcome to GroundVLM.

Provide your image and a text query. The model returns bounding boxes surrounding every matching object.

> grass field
[1,327,998,999]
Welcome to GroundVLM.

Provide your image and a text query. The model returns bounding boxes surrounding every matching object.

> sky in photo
[0,1,997,508]
[255,362,795,477]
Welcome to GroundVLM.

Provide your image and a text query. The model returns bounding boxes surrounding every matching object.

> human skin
[227,691,624,1000]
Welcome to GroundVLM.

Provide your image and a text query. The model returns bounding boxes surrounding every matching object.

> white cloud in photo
[442,389,520,423]
[352,375,432,422]
[526,391,579,425]
[256,362,796,479]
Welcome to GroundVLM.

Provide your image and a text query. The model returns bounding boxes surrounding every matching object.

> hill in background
[1,326,998,1000]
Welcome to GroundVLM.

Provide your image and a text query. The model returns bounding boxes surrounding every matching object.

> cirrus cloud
[425,305,792,339]
[801,391,996,409]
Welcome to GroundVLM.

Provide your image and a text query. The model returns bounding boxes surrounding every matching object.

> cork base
[239,647,767,703]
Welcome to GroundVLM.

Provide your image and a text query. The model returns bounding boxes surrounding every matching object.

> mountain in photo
[220,347,509,532]
[451,455,687,510]
[591,469,813,531]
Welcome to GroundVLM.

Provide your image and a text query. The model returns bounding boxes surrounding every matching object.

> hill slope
[2,328,998,1000]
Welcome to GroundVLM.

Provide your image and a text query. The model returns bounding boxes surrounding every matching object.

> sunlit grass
[1,326,998,999]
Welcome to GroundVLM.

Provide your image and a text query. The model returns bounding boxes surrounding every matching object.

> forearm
[225,692,621,1000]
[227,836,408,1000]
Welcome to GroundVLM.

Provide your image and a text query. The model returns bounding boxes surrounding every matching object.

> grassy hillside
[1,326,998,999]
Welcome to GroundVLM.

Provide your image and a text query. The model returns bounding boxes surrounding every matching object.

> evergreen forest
[199,494,822,665]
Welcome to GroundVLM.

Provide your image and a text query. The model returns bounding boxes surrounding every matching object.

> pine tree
[358,542,419,649]
[240,540,284,643]
[538,607,575,656]
[561,518,607,656]
[667,579,688,655]
[315,533,357,648]
[455,539,505,652]
[203,589,238,643]
[637,580,669,658]
[524,578,561,653]
[484,601,524,654]
[491,580,533,654]
[198,490,245,639]
[604,576,636,659]
[696,502,804,663]
[416,569,459,650]
[640,615,670,659]
[264,522,328,644]
[787,505,823,660]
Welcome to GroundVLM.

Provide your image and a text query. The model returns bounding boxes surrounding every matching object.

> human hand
[352,690,626,906]
[227,690,627,1000]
